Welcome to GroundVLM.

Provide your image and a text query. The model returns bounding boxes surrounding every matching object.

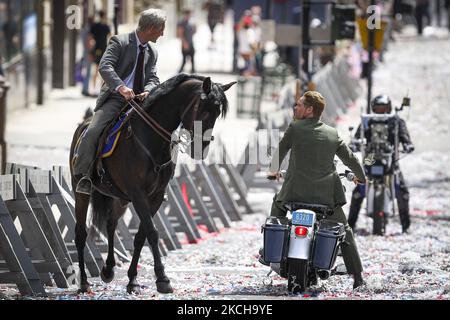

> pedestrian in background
[0,54,4,77]
[237,11,257,76]
[177,8,196,74]
[415,0,431,35]
[251,13,263,75]
[446,0,450,31]
[81,16,95,96]
[90,10,111,95]
[203,0,225,48]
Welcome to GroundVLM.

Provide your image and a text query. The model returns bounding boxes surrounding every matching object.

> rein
[128,99,172,143]
[128,93,201,142]
[125,92,202,173]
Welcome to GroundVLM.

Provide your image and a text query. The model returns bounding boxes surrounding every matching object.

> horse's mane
[141,73,228,118]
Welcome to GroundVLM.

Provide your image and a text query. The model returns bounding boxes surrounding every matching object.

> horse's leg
[74,192,91,293]
[126,223,146,294]
[130,193,173,294]
[100,217,118,283]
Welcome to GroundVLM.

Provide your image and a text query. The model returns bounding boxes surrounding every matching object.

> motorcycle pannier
[262,217,289,263]
[312,220,345,270]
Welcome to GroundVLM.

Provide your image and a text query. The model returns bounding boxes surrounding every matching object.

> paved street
[2,22,449,300]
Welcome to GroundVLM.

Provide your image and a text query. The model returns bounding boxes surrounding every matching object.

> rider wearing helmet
[348,94,415,233]
[371,94,392,114]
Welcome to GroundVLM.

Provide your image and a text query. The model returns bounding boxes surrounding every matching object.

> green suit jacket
[270,118,366,208]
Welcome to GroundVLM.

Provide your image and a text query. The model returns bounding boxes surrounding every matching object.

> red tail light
[294,226,308,237]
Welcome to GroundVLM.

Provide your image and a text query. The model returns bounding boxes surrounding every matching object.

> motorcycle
[349,97,411,235]
[261,170,355,294]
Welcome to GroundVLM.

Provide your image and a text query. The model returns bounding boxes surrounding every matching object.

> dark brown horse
[69,75,235,294]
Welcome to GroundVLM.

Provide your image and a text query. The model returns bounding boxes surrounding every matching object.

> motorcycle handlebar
[268,170,356,182]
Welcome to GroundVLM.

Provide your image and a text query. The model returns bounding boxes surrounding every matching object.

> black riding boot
[75,165,94,195]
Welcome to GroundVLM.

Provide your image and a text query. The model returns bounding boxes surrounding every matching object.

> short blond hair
[303,91,326,118]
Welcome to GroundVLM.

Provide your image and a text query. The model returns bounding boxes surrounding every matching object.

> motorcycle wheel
[372,184,386,235]
[287,258,308,294]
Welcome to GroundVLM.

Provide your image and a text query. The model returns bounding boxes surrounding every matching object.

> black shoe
[258,248,270,266]
[76,177,92,195]
[353,273,366,290]
[402,223,410,234]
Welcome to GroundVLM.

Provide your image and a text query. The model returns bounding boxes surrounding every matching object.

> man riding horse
[70,8,236,295]
[74,9,166,195]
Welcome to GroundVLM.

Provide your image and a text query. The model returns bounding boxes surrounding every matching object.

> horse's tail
[90,190,114,236]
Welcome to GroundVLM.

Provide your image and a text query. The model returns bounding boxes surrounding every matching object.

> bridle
[126,90,213,172]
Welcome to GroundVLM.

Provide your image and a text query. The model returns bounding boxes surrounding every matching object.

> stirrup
[76,177,93,195]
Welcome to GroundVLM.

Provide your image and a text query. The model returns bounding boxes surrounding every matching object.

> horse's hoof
[101,266,115,283]
[77,283,91,294]
[156,281,173,294]
[126,284,141,295]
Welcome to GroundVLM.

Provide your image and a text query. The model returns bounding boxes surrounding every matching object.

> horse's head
[180,77,236,160]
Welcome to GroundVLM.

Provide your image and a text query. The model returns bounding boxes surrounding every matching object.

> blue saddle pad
[100,109,133,158]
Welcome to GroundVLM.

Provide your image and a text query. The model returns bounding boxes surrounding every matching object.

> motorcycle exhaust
[317,269,331,280]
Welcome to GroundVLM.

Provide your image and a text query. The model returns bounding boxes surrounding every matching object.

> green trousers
[270,194,363,275]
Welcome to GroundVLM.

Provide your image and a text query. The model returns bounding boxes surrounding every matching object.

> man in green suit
[266,91,366,289]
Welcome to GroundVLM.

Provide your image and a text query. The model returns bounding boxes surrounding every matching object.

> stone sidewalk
[4,11,259,169]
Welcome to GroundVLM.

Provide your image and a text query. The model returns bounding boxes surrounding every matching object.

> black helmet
[371,95,392,114]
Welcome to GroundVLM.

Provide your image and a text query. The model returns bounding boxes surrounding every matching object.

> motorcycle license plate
[292,211,314,227]
[370,165,384,175]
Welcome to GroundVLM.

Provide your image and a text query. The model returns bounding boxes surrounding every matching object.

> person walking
[73,9,166,194]
[177,8,196,74]
[415,0,431,35]
[203,0,225,48]
[90,10,111,94]
[0,54,4,77]
[446,0,450,31]
[81,16,95,96]
[237,13,257,76]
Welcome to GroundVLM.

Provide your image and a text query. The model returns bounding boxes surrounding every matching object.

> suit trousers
[348,170,410,231]
[73,93,127,176]
[270,195,364,275]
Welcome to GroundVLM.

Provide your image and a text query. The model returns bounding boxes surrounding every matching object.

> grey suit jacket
[95,32,160,111]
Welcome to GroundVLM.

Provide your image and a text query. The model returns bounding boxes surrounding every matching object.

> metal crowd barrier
[0,76,10,174]
[0,153,256,296]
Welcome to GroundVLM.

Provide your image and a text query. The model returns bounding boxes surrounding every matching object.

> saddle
[72,105,134,166]
[71,104,135,199]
